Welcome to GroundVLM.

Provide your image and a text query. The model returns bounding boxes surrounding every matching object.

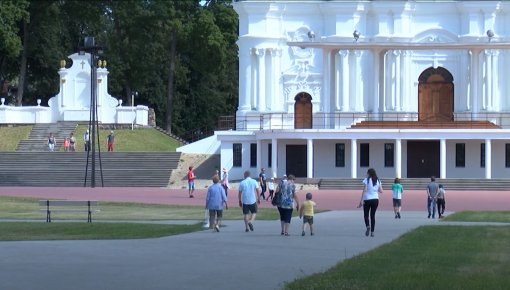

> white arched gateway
[215,0,510,180]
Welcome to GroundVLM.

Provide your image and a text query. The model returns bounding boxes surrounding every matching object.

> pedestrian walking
[267,177,275,201]
[187,166,195,198]
[221,168,229,197]
[437,184,446,218]
[426,176,439,218]
[205,175,228,232]
[299,192,315,236]
[278,174,300,236]
[83,129,90,152]
[238,170,261,232]
[391,178,404,219]
[259,168,267,200]
[107,130,115,152]
[358,168,383,237]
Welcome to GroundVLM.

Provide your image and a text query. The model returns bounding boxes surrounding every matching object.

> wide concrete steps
[17,122,78,151]
[0,152,181,187]
[319,178,510,190]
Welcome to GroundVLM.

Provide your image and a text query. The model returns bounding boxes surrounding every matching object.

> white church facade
[217,0,510,180]
[0,52,148,126]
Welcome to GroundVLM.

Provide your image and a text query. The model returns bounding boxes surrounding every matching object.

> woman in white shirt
[358,168,383,237]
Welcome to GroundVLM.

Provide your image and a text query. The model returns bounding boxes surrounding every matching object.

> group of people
[47,130,115,152]
[204,167,446,237]
[48,132,76,152]
[359,170,447,238]
[203,169,316,236]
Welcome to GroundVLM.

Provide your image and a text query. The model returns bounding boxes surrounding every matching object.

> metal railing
[222,111,510,131]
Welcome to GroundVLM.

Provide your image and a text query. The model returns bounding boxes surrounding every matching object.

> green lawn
[284,225,510,290]
[0,125,32,151]
[0,195,287,241]
[70,125,181,152]
[443,211,510,223]
[0,196,283,221]
[0,222,203,241]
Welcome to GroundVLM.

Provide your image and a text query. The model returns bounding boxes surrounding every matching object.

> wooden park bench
[39,200,100,223]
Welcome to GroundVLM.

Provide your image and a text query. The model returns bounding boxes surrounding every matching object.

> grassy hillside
[72,125,181,152]
[0,125,181,152]
[0,126,32,151]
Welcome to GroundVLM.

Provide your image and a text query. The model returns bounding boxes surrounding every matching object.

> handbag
[271,190,282,206]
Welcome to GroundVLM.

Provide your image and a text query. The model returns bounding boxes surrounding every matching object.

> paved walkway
[0,186,509,290]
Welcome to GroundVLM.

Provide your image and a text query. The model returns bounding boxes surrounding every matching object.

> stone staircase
[0,152,181,187]
[319,178,510,191]
[17,122,78,151]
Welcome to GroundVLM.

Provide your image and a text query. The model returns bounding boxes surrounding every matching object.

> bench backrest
[39,200,99,207]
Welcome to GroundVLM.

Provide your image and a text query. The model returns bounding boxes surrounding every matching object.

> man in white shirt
[238,170,261,232]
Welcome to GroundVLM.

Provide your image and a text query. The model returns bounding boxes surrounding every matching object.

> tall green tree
[0,0,29,100]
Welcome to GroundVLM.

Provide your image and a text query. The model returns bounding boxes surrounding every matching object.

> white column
[485,139,492,179]
[484,50,492,111]
[256,139,262,172]
[394,50,402,111]
[351,139,357,178]
[401,51,411,112]
[238,48,252,111]
[372,49,381,114]
[354,50,364,112]
[338,50,350,112]
[271,49,282,111]
[395,139,402,178]
[256,48,266,111]
[250,48,258,110]
[307,139,314,178]
[334,51,342,111]
[384,50,393,111]
[322,49,332,114]
[470,49,480,113]
[491,50,499,110]
[271,138,278,178]
[440,139,446,179]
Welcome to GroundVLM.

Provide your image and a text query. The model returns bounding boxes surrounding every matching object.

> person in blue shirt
[238,170,261,232]
[205,175,228,232]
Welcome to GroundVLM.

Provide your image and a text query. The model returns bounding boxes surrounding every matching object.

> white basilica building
[213,0,510,180]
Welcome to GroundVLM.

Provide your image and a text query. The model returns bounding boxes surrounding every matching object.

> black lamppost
[81,36,104,188]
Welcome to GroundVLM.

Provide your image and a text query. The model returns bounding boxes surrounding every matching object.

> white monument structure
[212,0,510,180]
[0,52,148,126]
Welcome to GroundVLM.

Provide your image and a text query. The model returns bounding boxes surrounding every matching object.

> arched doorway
[418,67,454,122]
[294,92,312,129]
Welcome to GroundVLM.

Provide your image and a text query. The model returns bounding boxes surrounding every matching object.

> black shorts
[303,215,314,224]
[392,198,402,207]
[242,203,257,215]
[279,207,293,223]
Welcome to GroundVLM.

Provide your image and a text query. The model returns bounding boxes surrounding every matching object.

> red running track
[0,187,508,211]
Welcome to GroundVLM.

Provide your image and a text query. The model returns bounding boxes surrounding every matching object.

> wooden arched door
[418,67,454,122]
[294,92,312,129]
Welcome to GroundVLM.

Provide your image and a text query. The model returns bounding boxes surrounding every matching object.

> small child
[391,178,403,219]
[267,177,275,201]
[437,184,446,218]
[63,137,70,152]
[299,192,316,236]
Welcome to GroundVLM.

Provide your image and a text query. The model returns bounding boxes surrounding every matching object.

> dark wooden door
[418,83,453,121]
[286,145,307,177]
[407,141,440,178]
[294,93,312,129]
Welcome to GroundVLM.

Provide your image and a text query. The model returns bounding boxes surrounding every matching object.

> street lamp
[80,36,104,188]
[131,91,138,130]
